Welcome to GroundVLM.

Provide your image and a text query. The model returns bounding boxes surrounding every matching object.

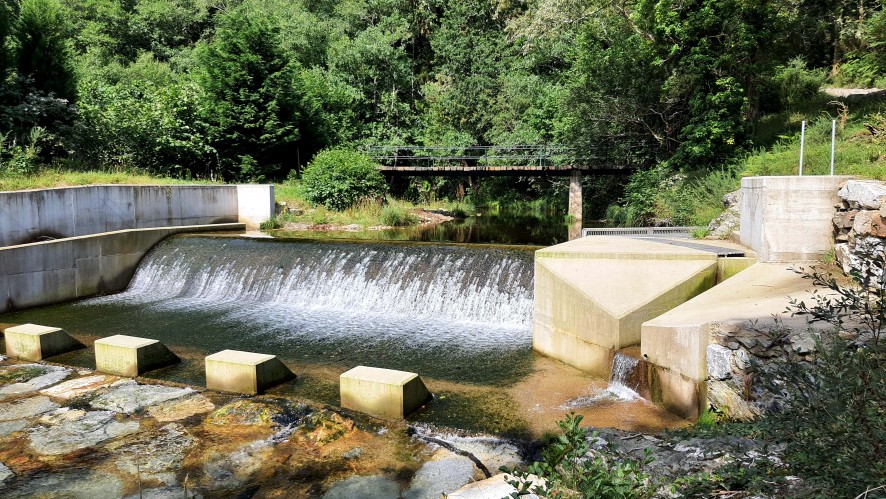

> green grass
[273,180,476,228]
[0,166,217,191]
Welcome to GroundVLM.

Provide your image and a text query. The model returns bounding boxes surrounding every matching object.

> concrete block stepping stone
[205,350,294,395]
[340,366,431,419]
[3,324,84,361]
[95,335,179,377]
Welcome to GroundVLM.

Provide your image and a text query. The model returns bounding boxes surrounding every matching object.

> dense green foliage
[504,414,654,498]
[0,0,884,212]
[300,148,386,210]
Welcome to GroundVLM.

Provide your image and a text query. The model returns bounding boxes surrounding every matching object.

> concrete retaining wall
[0,224,244,314]
[0,184,273,246]
[739,176,850,262]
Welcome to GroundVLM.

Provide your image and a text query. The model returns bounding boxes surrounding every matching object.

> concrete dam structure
[0,184,274,313]
[534,175,851,419]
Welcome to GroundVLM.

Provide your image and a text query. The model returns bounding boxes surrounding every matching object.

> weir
[6,236,536,384]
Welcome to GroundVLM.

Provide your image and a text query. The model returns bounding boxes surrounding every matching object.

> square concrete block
[95,335,180,377]
[205,350,294,395]
[3,323,84,361]
[340,366,431,420]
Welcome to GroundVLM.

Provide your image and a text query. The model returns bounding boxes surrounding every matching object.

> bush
[504,414,654,498]
[772,58,825,109]
[762,248,886,495]
[300,148,387,211]
[381,205,419,226]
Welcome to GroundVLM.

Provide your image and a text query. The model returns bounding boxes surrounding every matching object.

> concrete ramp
[641,263,815,418]
[533,237,719,376]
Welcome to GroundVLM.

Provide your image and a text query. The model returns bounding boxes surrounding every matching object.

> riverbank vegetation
[2,0,886,223]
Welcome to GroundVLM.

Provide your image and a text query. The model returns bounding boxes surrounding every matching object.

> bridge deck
[379,165,631,176]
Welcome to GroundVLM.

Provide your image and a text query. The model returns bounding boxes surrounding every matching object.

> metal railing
[581,226,702,237]
[364,145,600,169]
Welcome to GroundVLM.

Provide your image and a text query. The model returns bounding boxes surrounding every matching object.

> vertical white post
[830,119,836,175]
[799,120,806,176]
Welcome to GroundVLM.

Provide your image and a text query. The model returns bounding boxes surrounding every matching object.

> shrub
[503,414,654,498]
[381,205,419,226]
[300,148,387,211]
[761,248,886,495]
[772,58,825,109]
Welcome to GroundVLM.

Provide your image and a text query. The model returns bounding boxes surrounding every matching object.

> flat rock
[404,455,476,499]
[28,409,140,455]
[449,473,540,499]
[0,462,11,487]
[0,365,72,397]
[323,475,401,499]
[40,374,119,400]
[147,393,215,422]
[0,396,59,422]
[4,470,123,498]
[202,439,273,490]
[107,423,195,486]
[124,487,202,499]
[90,380,194,414]
[413,427,523,472]
[0,420,30,436]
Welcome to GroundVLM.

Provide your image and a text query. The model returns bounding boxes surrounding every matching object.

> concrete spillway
[46,236,538,384]
[533,237,734,377]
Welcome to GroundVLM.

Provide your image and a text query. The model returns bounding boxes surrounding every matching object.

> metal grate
[581,227,702,237]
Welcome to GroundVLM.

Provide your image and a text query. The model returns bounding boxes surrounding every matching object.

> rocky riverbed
[0,356,526,498]
[0,354,797,498]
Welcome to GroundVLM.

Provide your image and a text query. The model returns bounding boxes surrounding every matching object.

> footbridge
[366,145,638,220]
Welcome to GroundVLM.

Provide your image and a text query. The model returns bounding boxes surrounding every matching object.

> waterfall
[561,352,641,408]
[605,352,641,400]
[81,236,535,355]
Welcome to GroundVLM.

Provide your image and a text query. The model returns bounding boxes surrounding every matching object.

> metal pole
[799,120,806,176]
[830,119,836,175]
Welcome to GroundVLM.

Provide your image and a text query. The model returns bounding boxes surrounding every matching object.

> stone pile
[833,179,886,276]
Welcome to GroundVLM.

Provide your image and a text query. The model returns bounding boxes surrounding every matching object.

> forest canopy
[0,0,883,209]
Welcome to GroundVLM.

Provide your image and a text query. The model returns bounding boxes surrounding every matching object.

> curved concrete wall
[0,184,273,246]
[0,224,244,314]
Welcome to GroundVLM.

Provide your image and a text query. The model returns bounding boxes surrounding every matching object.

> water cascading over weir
[77,235,536,384]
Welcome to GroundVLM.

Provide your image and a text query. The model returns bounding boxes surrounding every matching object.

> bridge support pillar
[568,170,582,221]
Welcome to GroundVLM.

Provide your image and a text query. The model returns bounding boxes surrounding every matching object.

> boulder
[852,210,877,235]
[147,393,215,422]
[2,470,123,498]
[839,180,886,209]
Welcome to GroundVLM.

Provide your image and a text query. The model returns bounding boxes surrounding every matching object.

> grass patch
[0,166,217,191]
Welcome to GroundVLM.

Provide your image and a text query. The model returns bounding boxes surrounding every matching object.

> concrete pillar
[340,366,431,419]
[95,335,180,377]
[205,349,295,395]
[568,170,582,221]
[3,324,84,361]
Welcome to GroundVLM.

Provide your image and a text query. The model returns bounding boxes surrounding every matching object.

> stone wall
[705,318,822,420]
[832,179,886,274]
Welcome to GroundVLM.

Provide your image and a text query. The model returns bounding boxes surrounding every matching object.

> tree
[13,0,76,101]
[196,7,300,181]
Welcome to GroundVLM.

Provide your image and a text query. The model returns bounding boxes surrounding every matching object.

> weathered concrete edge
[0,184,272,246]
[0,223,245,314]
